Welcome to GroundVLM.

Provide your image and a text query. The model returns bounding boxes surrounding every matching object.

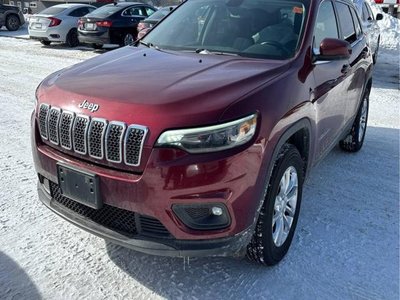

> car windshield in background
[86,5,121,18]
[39,7,67,15]
[147,7,173,20]
[143,0,309,60]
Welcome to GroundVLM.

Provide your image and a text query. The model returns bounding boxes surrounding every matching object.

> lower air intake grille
[49,182,171,238]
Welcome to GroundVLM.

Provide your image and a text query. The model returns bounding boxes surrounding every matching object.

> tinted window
[336,2,357,43]
[147,7,171,20]
[143,0,310,60]
[69,7,90,17]
[39,6,67,15]
[350,7,362,37]
[313,1,339,50]
[86,5,121,18]
[145,7,156,16]
[122,6,144,16]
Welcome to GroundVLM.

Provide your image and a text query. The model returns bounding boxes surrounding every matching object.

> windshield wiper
[195,48,239,56]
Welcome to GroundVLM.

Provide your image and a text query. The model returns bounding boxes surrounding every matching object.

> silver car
[353,0,383,63]
[28,4,95,47]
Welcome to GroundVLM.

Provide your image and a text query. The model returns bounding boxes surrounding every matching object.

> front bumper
[31,110,267,256]
[38,181,251,257]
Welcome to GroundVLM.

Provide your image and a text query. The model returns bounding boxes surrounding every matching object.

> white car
[28,4,95,47]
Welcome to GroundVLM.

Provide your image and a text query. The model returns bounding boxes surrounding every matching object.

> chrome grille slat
[88,118,107,159]
[48,107,61,145]
[38,103,147,168]
[39,104,50,140]
[73,115,90,155]
[106,121,126,163]
[124,125,148,167]
[59,111,75,150]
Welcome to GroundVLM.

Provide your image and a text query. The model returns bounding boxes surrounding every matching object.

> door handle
[341,64,350,75]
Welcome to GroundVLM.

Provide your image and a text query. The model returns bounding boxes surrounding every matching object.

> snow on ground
[0,21,399,300]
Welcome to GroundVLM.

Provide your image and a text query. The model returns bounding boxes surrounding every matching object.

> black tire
[5,14,20,31]
[66,29,79,48]
[91,43,103,49]
[40,40,51,46]
[247,144,304,265]
[339,87,370,152]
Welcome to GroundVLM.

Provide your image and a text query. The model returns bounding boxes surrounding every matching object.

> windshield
[86,5,121,18]
[39,7,67,15]
[143,0,309,60]
[147,7,174,20]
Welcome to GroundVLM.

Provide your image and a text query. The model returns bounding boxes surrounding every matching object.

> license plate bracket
[57,164,102,209]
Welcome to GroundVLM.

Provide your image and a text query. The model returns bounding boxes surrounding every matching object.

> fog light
[211,206,223,216]
[172,203,230,230]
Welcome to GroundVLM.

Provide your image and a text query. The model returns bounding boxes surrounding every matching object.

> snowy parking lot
[0,15,399,300]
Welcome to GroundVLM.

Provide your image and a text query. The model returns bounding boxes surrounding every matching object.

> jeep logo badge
[78,100,99,112]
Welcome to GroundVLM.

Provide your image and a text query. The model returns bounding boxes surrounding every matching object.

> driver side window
[313,1,339,54]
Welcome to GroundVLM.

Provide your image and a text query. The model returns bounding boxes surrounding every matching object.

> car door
[312,0,350,159]
[335,2,368,125]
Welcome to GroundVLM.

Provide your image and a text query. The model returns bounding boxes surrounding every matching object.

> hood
[38,46,289,143]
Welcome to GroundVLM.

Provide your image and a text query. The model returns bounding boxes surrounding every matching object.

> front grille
[106,122,125,163]
[88,118,107,159]
[38,103,148,167]
[48,107,61,145]
[125,125,147,166]
[49,182,171,238]
[73,115,89,155]
[39,104,49,139]
[59,111,74,150]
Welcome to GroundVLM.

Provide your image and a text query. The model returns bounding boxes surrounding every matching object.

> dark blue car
[78,2,157,49]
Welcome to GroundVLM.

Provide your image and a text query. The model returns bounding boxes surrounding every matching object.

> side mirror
[315,38,352,61]
[376,13,383,21]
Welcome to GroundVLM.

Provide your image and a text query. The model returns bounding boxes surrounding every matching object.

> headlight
[156,114,257,153]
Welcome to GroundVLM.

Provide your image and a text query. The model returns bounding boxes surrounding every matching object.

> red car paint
[32,0,373,257]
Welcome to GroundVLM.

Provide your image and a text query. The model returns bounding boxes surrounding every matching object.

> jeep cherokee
[32,0,373,265]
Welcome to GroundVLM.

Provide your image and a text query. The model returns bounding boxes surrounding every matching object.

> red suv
[32,0,373,265]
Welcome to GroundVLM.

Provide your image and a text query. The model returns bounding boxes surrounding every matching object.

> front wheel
[247,144,304,265]
[339,88,370,152]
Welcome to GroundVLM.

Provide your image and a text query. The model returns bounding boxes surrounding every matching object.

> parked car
[32,0,373,265]
[353,0,383,63]
[78,2,157,49]
[0,3,25,31]
[137,6,176,39]
[374,0,399,17]
[28,4,96,47]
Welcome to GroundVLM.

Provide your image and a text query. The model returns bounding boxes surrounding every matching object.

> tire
[122,33,135,46]
[247,144,304,265]
[66,29,79,48]
[339,87,370,152]
[40,40,51,46]
[91,43,103,49]
[5,14,20,31]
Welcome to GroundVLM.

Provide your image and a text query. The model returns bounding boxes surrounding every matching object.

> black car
[0,4,25,31]
[137,6,176,39]
[78,2,157,49]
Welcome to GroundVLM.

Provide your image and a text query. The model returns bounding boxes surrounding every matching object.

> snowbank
[368,0,400,50]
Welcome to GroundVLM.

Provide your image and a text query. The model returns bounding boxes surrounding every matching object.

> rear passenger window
[336,2,357,43]
[350,7,362,38]
[313,1,339,51]
[69,7,89,17]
